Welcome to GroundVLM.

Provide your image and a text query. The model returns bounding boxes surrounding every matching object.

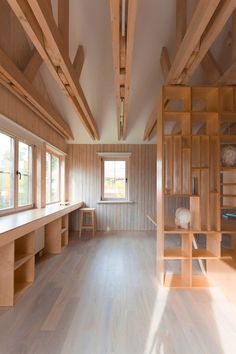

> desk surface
[0,202,83,237]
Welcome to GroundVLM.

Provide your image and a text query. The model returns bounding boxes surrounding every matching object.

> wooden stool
[79,208,96,238]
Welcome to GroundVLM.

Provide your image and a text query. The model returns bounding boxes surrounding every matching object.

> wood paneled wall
[0,84,67,153]
[68,144,156,231]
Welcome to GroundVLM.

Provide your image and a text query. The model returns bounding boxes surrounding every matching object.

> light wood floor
[0,231,236,354]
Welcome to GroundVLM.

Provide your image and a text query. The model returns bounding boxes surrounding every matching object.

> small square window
[101,158,129,201]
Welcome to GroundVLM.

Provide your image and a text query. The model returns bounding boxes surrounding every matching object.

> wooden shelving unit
[45,215,69,254]
[157,86,222,288]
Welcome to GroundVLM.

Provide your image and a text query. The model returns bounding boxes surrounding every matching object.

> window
[0,132,14,210]
[46,151,60,204]
[18,142,32,207]
[0,131,33,213]
[101,158,129,201]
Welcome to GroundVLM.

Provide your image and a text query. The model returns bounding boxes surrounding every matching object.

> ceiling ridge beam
[7,0,99,140]
[0,47,73,140]
[123,0,137,140]
[110,0,137,140]
[110,0,121,140]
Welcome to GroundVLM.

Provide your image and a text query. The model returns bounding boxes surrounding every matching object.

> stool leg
[79,211,83,239]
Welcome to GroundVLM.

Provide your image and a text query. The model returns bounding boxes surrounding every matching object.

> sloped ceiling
[2,0,233,144]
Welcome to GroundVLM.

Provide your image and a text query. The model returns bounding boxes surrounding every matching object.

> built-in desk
[0,202,83,306]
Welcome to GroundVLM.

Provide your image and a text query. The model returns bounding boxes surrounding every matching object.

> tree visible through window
[0,131,33,213]
[102,159,128,200]
[18,142,32,207]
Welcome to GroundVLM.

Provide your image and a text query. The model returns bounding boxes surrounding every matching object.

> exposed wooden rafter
[160,47,171,81]
[58,0,69,54]
[0,47,73,140]
[176,0,187,52]
[144,0,236,140]
[7,0,99,140]
[110,0,137,140]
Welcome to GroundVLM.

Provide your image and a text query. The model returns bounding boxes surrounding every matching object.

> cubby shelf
[164,249,189,259]
[14,282,32,301]
[14,254,34,270]
[158,86,222,288]
[192,249,217,259]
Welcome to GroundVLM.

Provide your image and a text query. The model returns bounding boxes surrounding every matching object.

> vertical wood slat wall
[68,144,156,231]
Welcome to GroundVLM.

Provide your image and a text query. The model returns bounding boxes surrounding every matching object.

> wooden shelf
[192,249,217,259]
[61,227,67,234]
[221,249,235,259]
[14,282,32,301]
[192,275,210,287]
[14,254,34,270]
[164,249,189,259]
[164,274,190,288]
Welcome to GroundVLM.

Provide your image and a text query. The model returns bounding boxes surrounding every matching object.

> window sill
[97,200,134,204]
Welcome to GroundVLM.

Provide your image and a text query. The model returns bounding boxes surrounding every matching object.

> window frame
[0,129,35,216]
[100,157,130,202]
[45,149,62,205]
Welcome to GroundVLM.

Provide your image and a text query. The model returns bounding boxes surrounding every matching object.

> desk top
[0,202,83,244]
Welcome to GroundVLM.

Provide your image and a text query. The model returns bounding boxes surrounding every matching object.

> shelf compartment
[14,257,34,302]
[191,87,218,112]
[192,233,221,258]
[163,86,191,112]
[14,232,35,270]
[164,259,191,287]
[192,249,217,259]
[164,248,189,259]
[14,254,34,270]
[192,275,210,287]
[164,274,190,288]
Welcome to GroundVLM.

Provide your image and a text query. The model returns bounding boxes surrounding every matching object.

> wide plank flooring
[0,231,236,354]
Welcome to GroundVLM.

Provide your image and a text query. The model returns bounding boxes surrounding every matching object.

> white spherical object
[222,145,236,167]
[175,208,191,230]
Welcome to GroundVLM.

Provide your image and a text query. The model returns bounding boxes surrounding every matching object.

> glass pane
[18,141,32,207]
[46,152,51,203]
[51,155,59,202]
[0,132,14,210]
[104,160,126,199]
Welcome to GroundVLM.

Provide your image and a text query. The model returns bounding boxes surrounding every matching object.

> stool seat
[79,208,96,238]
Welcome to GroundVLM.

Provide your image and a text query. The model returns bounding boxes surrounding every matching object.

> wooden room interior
[1,0,236,353]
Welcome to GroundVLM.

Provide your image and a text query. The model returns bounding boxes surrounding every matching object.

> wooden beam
[201,50,222,84]
[58,0,69,54]
[232,9,236,61]
[123,0,137,140]
[73,45,84,80]
[0,47,73,140]
[24,49,42,80]
[166,0,221,84]
[176,0,187,52]
[144,0,236,140]
[7,0,99,140]
[160,47,171,80]
[110,0,121,140]
[183,0,236,83]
